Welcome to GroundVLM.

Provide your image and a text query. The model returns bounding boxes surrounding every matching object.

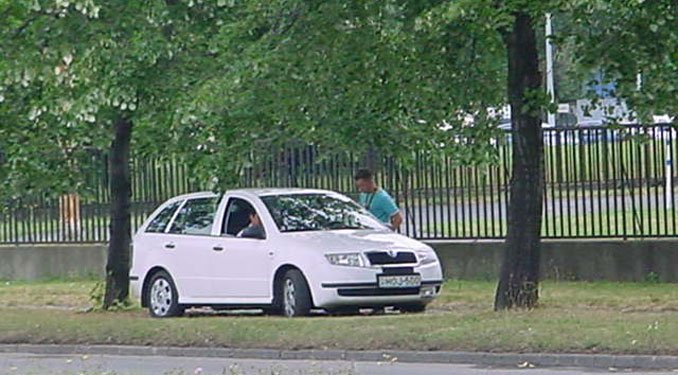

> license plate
[378,274,421,289]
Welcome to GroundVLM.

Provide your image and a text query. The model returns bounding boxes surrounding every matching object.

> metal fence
[0,124,675,244]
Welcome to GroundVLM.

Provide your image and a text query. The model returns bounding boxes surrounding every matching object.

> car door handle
[164,243,175,249]
[212,246,224,252]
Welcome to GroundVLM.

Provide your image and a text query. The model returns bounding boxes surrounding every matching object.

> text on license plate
[378,275,421,289]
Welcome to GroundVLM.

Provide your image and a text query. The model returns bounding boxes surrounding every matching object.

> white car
[130,188,443,318]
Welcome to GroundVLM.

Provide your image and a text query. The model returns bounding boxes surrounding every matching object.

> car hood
[278,229,429,253]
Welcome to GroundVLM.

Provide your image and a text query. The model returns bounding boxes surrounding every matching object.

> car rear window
[145,201,182,233]
[168,197,219,235]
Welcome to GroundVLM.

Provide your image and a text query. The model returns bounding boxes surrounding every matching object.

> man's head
[354,169,376,193]
[245,206,262,226]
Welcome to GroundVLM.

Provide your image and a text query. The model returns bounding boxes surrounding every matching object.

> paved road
[1,353,675,375]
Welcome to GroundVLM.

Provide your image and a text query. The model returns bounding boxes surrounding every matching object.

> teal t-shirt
[359,188,399,223]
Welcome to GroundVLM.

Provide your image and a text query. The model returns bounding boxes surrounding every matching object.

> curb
[1,344,677,370]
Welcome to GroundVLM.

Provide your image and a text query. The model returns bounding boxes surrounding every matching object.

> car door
[211,196,272,300]
[164,195,223,300]
[131,199,184,294]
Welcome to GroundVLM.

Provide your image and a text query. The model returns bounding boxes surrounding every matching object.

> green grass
[1,279,677,355]
[2,136,675,243]
[0,212,152,242]
[4,192,675,242]
[0,216,110,242]
[429,207,677,238]
[0,278,98,309]
[398,137,677,190]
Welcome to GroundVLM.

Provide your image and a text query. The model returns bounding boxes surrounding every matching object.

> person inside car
[237,207,266,239]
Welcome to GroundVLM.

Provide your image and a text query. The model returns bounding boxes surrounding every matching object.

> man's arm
[378,191,402,230]
[240,225,266,239]
[390,211,403,229]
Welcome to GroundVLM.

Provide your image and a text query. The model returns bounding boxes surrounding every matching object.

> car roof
[170,188,342,201]
[229,188,340,197]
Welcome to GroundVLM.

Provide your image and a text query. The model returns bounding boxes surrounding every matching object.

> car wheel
[397,303,427,314]
[146,271,183,318]
[280,269,312,317]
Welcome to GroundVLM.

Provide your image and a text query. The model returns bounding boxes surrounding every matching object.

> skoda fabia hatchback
[130,189,443,317]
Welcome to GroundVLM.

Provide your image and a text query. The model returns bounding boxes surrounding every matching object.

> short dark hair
[241,204,257,217]
[354,169,373,181]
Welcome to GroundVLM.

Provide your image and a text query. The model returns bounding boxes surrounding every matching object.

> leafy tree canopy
[1,0,675,193]
[0,0,231,197]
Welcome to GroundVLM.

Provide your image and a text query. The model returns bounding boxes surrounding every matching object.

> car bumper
[129,276,141,301]
[318,281,442,308]
[312,263,444,308]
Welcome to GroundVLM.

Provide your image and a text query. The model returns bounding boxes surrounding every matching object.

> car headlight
[325,253,366,267]
[417,251,439,265]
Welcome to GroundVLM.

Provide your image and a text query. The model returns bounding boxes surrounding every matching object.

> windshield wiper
[281,228,322,233]
[324,225,367,230]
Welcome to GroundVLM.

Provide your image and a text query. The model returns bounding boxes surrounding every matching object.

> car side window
[222,198,262,237]
[145,201,182,233]
[168,197,218,235]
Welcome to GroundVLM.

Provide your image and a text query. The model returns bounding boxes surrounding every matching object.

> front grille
[337,287,420,297]
[366,251,417,265]
[381,267,415,275]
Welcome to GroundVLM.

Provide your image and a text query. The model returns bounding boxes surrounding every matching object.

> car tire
[146,271,184,318]
[280,269,312,317]
[397,303,427,314]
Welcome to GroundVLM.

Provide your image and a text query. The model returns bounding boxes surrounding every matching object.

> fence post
[59,193,81,241]
[667,135,673,209]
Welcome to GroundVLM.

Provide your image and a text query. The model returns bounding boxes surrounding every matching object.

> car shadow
[183,307,410,318]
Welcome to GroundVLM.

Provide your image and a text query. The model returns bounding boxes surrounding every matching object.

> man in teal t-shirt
[354,169,403,230]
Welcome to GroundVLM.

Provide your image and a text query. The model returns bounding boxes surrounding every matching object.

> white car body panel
[130,188,443,310]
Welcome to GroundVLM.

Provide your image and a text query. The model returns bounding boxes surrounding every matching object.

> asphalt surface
[1,353,676,375]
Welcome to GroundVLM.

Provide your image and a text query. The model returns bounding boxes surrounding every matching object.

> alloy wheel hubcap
[150,278,173,316]
[283,279,296,317]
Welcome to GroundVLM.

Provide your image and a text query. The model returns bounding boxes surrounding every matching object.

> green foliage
[645,272,660,284]
[561,0,677,120]
[0,0,234,197]
[169,0,510,185]
[87,279,134,311]
[87,279,105,310]
[1,0,675,195]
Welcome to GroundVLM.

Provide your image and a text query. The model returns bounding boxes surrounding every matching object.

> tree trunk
[494,12,544,310]
[365,144,378,173]
[103,117,133,309]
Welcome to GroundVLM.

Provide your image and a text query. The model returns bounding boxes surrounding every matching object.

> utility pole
[545,13,556,128]
[636,72,643,91]
[664,117,674,209]
[637,71,672,209]
[667,136,673,209]
[638,70,672,209]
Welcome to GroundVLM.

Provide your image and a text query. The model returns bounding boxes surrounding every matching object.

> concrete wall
[0,244,106,280]
[429,239,678,283]
[2,240,677,282]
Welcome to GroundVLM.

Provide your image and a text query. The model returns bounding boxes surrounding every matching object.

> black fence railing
[0,124,675,243]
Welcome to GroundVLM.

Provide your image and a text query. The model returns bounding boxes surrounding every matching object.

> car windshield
[261,193,387,233]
